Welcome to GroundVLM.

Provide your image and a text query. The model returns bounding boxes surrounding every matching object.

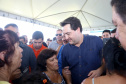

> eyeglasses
[56,34,62,36]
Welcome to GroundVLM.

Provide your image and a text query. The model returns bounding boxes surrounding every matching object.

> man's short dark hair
[111,0,126,24]
[60,17,83,32]
[111,28,116,33]
[32,31,44,40]
[4,23,18,29]
[102,30,111,34]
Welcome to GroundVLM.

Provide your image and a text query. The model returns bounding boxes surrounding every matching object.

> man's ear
[76,27,81,33]
[0,51,6,61]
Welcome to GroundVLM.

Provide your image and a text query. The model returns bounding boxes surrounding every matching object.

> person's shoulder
[20,43,33,51]
[86,35,100,39]
[42,45,47,49]
[63,43,71,48]
[0,81,10,84]
[87,35,102,42]
[48,41,55,46]
[81,78,92,84]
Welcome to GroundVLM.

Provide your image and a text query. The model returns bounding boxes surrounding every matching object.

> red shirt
[28,44,47,58]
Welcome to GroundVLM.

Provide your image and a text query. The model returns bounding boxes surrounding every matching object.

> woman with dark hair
[81,38,126,84]
[37,49,66,84]
[0,30,23,84]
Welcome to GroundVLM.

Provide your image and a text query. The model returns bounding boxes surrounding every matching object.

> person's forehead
[56,30,62,34]
[63,24,73,33]
[103,32,110,35]
[33,38,42,42]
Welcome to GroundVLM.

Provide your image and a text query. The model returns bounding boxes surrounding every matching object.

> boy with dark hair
[102,30,111,38]
[28,31,46,58]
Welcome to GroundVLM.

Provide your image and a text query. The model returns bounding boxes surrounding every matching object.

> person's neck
[0,65,11,81]
[45,69,58,76]
[75,33,84,47]
[57,40,63,45]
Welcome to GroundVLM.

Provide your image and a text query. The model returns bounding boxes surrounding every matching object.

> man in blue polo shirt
[60,17,104,84]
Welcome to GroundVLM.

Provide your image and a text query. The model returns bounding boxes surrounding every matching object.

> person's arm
[88,60,105,78]
[62,66,72,84]
[61,47,72,84]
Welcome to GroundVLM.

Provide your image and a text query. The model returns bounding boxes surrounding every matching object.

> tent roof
[0,0,115,31]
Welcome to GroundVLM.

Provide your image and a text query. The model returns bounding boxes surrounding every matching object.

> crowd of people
[0,0,126,84]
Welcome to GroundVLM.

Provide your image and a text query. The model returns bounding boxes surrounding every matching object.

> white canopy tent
[0,0,115,31]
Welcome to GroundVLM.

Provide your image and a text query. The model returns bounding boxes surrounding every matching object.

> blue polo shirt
[62,35,103,84]
[57,45,65,75]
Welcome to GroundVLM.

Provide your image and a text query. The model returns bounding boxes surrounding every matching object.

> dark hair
[0,30,19,67]
[53,37,56,41]
[47,38,51,41]
[103,38,126,76]
[111,28,116,33]
[21,71,52,84]
[42,42,48,47]
[60,17,82,32]
[111,0,126,24]
[4,23,18,29]
[19,36,25,42]
[32,31,44,40]
[102,30,111,34]
[37,49,57,72]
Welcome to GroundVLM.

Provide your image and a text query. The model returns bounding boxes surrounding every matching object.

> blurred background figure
[46,38,52,47]
[53,37,56,41]
[48,29,63,50]
[0,30,23,84]
[111,28,116,38]
[102,30,111,46]
[29,39,33,45]
[102,30,111,38]
[19,36,25,44]
[99,36,103,40]
[81,38,126,84]
[22,35,28,45]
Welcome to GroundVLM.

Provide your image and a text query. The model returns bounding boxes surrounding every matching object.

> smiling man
[60,17,104,84]
[111,0,126,50]
[28,31,47,58]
